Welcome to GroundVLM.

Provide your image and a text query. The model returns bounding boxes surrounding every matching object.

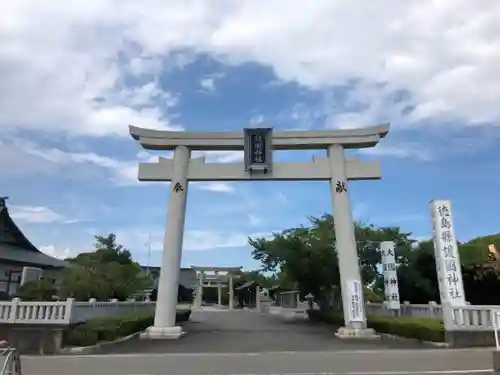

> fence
[365,301,442,319]
[72,299,156,323]
[271,292,500,333]
[367,301,500,332]
[0,298,159,325]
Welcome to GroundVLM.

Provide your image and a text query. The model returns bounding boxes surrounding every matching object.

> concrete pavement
[21,348,495,375]
[96,310,421,354]
[20,310,496,375]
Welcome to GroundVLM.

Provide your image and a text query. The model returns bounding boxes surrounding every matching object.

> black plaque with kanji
[244,128,273,173]
[250,133,266,164]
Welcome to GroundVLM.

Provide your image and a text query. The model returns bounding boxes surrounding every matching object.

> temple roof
[0,200,68,268]
[235,280,261,290]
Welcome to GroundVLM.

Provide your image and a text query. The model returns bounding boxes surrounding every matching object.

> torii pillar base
[335,327,379,339]
[140,326,184,340]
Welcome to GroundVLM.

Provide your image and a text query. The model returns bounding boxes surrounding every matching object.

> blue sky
[1,1,500,270]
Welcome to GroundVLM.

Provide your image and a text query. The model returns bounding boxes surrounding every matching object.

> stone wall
[445,330,496,348]
[0,324,65,355]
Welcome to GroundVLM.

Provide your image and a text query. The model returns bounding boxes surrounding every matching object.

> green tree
[459,234,494,266]
[59,233,149,301]
[233,270,278,289]
[375,236,500,304]
[17,278,57,301]
[274,270,297,290]
[67,233,134,266]
[249,214,414,310]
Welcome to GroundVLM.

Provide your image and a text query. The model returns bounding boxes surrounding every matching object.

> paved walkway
[22,348,495,375]
[97,309,423,354]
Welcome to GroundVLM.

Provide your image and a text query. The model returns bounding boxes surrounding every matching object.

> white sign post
[380,241,400,309]
[430,199,466,306]
[347,279,364,322]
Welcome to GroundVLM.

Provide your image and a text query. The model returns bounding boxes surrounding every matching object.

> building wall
[145,267,197,290]
[0,263,22,295]
[0,263,63,296]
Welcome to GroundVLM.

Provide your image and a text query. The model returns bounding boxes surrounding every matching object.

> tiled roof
[0,243,68,268]
[235,280,260,290]
[0,203,68,268]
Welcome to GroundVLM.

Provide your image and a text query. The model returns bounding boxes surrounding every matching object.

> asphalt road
[21,348,495,375]
[96,310,421,354]
[17,310,498,375]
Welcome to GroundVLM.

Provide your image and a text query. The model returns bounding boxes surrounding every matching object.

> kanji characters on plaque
[380,241,400,309]
[430,200,466,305]
[347,279,364,322]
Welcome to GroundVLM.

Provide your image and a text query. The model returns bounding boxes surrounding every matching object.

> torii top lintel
[191,266,243,272]
[129,123,389,151]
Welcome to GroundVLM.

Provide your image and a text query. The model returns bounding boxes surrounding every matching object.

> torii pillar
[130,123,389,339]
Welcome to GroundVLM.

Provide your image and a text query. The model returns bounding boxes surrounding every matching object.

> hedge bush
[307,309,445,343]
[65,309,192,347]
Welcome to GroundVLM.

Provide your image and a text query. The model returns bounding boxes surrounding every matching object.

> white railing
[71,300,156,323]
[445,304,500,331]
[366,301,500,332]
[273,297,500,333]
[0,298,176,325]
[365,301,442,319]
[0,298,73,325]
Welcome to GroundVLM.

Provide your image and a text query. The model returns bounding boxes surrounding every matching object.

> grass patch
[307,309,445,342]
[65,309,191,347]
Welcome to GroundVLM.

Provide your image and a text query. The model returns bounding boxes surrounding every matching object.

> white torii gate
[191,266,242,310]
[129,123,389,339]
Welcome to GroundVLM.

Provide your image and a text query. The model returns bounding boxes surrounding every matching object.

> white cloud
[207,0,500,128]
[0,136,249,189]
[10,206,76,224]
[359,142,433,161]
[196,182,234,193]
[199,72,225,92]
[193,150,244,163]
[0,135,149,185]
[247,214,263,227]
[250,114,264,124]
[39,245,76,260]
[3,0,500,140]
[200,78,215,92]
[183,230,249,251]
[0,2,181,137]
[115,227,255,252]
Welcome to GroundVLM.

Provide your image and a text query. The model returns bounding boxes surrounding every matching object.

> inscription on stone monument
[430,199,465,305]
[380,241,400,309]
[250,133,266,164]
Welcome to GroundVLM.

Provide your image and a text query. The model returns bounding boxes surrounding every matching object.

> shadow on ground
[95,310,426,354]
